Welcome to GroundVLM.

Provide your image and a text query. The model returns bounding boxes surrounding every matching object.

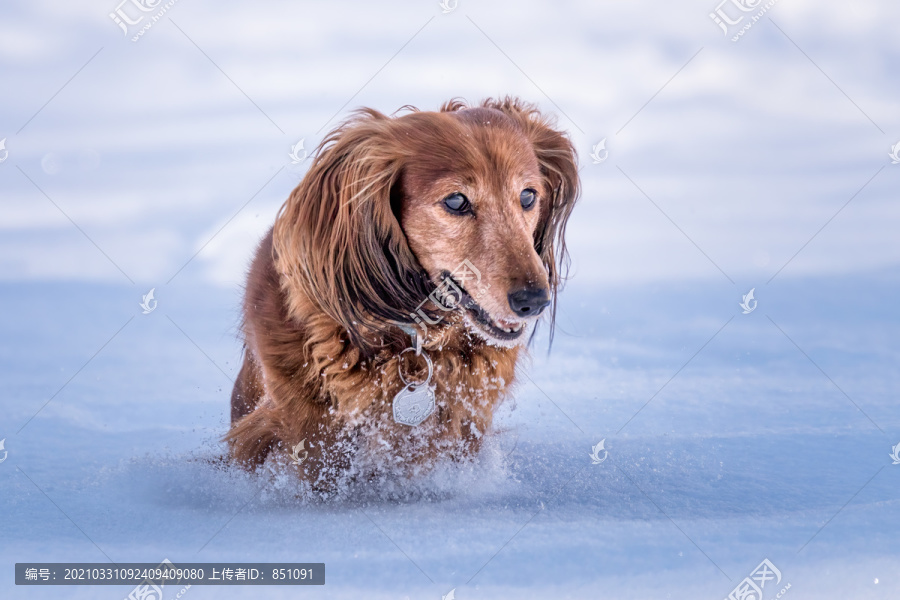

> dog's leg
[231,350,263,425]
[225,405,279,467]
[226,351,279,467]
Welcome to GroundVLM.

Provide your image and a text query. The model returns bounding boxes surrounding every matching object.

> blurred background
[1,0,897,287]
[1,1,898,599]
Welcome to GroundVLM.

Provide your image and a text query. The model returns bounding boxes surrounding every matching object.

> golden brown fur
[226,97,579,487]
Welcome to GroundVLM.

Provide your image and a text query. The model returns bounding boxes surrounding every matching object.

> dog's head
[274,97,579,354]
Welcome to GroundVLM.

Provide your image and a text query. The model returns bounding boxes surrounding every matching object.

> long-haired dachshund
[226,97,579,487]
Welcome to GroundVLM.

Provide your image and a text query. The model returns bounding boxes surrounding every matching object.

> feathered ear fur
[273,109,431,356]
[469,97,581,343]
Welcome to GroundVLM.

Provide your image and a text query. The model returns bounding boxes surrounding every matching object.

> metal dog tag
[392,347,436,426]
[392,383,436,426]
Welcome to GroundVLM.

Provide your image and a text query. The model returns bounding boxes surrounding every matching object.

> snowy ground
[2,0,899,598]
[1,272,898,599]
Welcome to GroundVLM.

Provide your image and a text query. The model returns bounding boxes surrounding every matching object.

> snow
[1,272,898,599]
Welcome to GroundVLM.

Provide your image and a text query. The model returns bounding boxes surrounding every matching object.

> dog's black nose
[507,287,551,317]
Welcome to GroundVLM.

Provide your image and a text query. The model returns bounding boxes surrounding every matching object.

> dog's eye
[443,192,472,215]
[520,188,538,210]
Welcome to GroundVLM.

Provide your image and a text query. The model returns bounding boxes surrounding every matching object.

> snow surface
[1,273,898,599]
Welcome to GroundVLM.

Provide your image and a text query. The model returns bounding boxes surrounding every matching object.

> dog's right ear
[481,97,580,345]
[273,110,431,356]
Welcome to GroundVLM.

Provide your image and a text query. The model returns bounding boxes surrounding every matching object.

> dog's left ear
[481,97,580,318]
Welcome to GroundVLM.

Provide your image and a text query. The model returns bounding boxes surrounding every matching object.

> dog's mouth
[462,298,526,342]
[437,271,527,343]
